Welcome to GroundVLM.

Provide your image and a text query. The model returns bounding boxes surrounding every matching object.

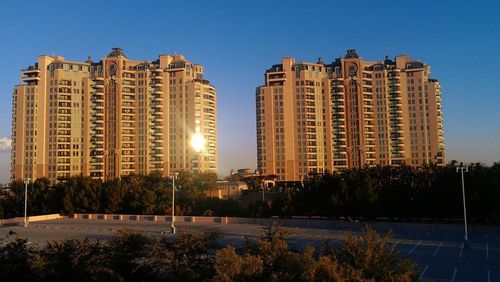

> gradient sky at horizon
[0,0,499,183]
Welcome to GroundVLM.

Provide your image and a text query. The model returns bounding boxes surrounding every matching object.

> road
[1,218,499,281]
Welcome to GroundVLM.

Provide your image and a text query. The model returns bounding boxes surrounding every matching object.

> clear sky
[0,0,499,183]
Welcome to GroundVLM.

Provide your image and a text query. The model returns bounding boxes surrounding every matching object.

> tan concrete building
[256,50,445,181]
[256,57,334,181]
[11,48,217,181]
[208,181,248,199]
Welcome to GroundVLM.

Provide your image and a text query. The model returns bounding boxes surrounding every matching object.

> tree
[325,226,418,281]
[102,179,127,214]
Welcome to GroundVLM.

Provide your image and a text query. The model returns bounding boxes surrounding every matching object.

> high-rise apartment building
[256,50,445,181]
[11,48,217,181]
[256,58,334,181]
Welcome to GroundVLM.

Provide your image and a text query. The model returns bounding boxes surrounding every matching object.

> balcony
[268,76,286,82]
[122,129,135,135]
[122,87,135,94]
[21,67,40,74]
[390,126,404,133]
[389,106,403,113]
[151,79,163,87]
[153,144,164,151]
[58,102,71,108]
[388,79,401,86]
[333,134,346,140]
[21,76,40,82]
[153,150,164,157]
[332,114,345,121]
[92,96,104,104]
[332,87,345,93]
[91,116,104,123]
[390,134,404,140]
[94,82,104,88]
[151,73,162,80]
[389,93,402,100]
[58,95,71,101]
[121,109,135,115]
[122,102,134,108]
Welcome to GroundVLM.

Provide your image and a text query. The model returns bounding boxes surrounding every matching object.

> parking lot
[1,218,499,281]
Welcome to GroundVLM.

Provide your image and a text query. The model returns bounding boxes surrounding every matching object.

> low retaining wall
[71,213,499,233]
[73,213,230,224]
[0,214,63,225]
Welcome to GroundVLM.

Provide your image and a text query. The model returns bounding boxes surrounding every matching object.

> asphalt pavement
[1,218,498,282]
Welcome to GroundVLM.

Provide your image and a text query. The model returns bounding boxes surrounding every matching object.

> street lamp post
[456,162,469,242]
[24,178,30,227]
[262,178,265,202]
[170,172,178,234]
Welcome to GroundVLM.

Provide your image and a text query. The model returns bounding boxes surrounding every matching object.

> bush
[0,225,418,281]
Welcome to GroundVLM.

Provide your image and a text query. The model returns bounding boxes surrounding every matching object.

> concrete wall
[73,213,230,224]
[70,213,500,233]
[0,214,63,225]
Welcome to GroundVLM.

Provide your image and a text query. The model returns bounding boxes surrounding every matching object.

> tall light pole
[456,162,469,242]
[262,176,265,202]
[170,172,178,234]
[24,178,30,227]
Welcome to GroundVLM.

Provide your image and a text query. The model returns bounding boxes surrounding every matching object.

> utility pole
[456,162,469,243]
[170,172,178,234]
[24,178,30,227]
[262,182,265,202]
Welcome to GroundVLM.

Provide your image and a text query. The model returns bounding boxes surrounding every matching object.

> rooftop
[107,48,127,58]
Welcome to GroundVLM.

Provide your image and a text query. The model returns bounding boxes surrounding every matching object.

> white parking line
[419,265,428,280]
[433,241,443,256]
[451,268,458,282]
[391,240,401,251]
[487,270,491,282]
[486,243,489,259]
[459,242,464,258]
[409,240,421,255]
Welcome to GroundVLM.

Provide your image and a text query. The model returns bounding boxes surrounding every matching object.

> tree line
[0,225,418,281]
[0,171,248,219]
[268,162,500,221]
[1,161,499,221]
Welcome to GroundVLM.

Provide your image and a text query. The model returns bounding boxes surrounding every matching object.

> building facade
[256,50,445,181]
[11,48,217,181]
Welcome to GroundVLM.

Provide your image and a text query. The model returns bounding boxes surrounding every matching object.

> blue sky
[0,0,499,183]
